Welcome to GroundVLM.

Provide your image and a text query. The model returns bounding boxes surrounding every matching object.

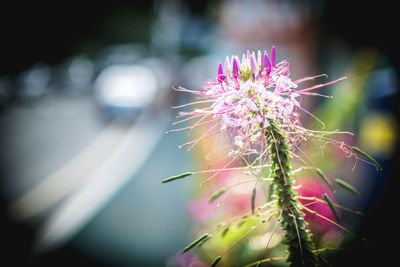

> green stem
[268,122,318,267]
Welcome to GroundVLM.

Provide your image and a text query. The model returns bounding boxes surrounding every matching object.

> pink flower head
[171,47,348,157]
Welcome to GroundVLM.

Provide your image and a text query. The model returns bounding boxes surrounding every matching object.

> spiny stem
[268,122,318,266]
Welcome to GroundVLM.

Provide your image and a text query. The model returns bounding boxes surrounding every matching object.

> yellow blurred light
[359,113,398,156]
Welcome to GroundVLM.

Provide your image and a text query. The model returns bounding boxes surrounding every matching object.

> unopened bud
[250,54,257,77]
[217,63,224,83]
[271,46,276,67]
[264,51,271,74]
[232,58,239,78]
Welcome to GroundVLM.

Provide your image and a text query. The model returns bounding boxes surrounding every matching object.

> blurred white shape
[34,111,169,253]
[94,64,158,108]
[248,229,282,250]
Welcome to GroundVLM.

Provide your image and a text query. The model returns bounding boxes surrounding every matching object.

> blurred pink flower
[295,178,340,234]
[188,197,215,222]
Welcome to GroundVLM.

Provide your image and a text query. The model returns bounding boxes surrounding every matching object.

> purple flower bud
[224,56,230,75]
[232,58,239,79]
[264,51,271,74]
[271,46,276,67]
[250,54,257,76]
[217,63,224,83]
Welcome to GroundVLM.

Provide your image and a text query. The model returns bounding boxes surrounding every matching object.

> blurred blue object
[58,55,95,94]
[16,63,52,99]
[95,44,148,71]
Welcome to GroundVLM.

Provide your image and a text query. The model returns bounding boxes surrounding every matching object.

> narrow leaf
[161,172,193,183]
[210,256,221,267]
[181,234,209,253]
[323,193,340,223]
[315,168,334,190]
[237,216,248,228]
[335,178,361,198]
[237,221,246,228]
[198,235,212,247]
[352,146,382,171]
[251,187,256,214]
[221,226,230,238]
[209,189,225,203]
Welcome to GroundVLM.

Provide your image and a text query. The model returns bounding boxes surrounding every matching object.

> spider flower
[168,47,382,267]
[172,47,347,157]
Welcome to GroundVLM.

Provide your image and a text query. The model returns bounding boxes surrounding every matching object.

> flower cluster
[173,47,346,157]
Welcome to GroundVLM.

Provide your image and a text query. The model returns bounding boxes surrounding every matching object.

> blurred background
[0,0,399,266]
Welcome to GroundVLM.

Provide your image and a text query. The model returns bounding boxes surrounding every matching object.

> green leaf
[352,146,382,171]
[161,172,193,183]
[323,193,340,223]
[237,216,248,228]
[197,235,212,247]
[315,168,334,190]
[181,233,209,253]
[221,226,230,238]
[335,178,361,198]
[209,189,225,203]
[210,256,221,267]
